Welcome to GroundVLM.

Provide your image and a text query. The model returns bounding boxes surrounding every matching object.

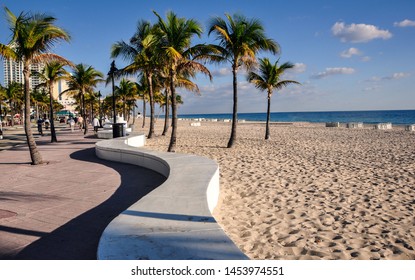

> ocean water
[178,110,415,125]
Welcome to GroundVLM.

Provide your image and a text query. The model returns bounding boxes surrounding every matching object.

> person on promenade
[44,118,50,130]
[93,116,99,134]
[69,117,75,132]
[77,116,83,130]
[37,118,44,135]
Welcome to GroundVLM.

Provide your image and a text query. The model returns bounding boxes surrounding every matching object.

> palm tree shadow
[14,147,166,260]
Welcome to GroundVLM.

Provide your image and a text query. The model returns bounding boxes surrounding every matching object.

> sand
[133,119,415,260]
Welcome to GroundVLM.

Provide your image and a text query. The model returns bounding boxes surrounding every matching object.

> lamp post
[109,61,117,123]
[109,60,121,138]
[98,90,102,127]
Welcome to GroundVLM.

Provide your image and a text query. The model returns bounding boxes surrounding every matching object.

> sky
[1,0,414,114]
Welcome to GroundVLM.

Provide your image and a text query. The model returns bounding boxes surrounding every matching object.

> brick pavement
[0,126,165,259]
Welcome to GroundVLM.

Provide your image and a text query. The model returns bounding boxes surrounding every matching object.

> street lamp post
[98,90,102,127]
[108,60,121,138]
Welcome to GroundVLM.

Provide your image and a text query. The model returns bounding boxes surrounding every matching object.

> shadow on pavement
[13,147,166,260]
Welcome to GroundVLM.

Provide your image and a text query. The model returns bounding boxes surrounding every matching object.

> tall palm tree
[0,84,6,123]
[34,60,72,142]
[248,58,300,140]
[154,64,198,136]
[208,13,279,148]
[153,11,212,152]
[0,7,70,164]
[114,78,137,120]
[101,95,113,119]
[31,89,49,120]
[4,81,24,126]
[111,20,159,138]
[134,77,148,128]
[63,64,104,134]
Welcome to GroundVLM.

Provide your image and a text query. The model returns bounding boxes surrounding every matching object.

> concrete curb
[95,134,248,260]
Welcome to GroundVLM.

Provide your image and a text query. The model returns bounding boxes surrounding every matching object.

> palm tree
[154,64,197,136]
[111,20,159,139]
[34,60,72,142]
[248,58,300,139]
[114,78,137,120]
[101,95,113,119]
[0,84,6,123]
[134,77,148,128]
[31,89,49,120]
[208,13,279,147]
[4,81,23,126]
[63,64,104,134]
[0,7,70,164]
[153,11,212,152]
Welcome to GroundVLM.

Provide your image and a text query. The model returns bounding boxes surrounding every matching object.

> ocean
[178,110,415,125]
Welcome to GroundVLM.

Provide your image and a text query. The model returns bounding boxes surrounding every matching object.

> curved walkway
[96,135,248,260]
[0,128,165,259]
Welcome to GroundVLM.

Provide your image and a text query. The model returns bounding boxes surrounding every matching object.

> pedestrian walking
[77,116,83,130]
[44,118,50,129]
[93,116,99,134]
[37,118,44,135]
[69,118,75,132]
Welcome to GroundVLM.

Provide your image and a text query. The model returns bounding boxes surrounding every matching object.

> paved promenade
[0,125,165,259]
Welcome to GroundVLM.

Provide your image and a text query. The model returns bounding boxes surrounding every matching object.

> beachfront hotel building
[2,58,77,113]
[3,58,44,90]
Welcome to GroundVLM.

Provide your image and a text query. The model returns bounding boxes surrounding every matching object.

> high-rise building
[2,58,77,113]
[3,58,44,90]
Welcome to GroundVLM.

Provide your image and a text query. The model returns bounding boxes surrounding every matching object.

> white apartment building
[3,58,44,90]
[3,59,77,112]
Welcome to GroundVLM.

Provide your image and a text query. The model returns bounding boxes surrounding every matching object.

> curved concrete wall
[95,134,248,260]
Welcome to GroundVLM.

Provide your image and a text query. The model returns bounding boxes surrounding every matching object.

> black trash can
[112,123,124,138]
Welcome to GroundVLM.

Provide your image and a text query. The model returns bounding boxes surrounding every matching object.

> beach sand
[133,119,415,260]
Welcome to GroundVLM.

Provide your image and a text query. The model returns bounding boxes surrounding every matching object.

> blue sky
[1,0,414,114]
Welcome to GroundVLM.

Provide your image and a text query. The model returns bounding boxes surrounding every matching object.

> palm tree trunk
[227,64,238,148]
[132,104,136,125]
[81,91,88,135]
[0,100,2,123]
[9,101,14,127]
[49,82,57,142]
[265,92,271,140]
[142,99,146,128]
[147,73,155,139]
[23,66,43,165]
[162,88,170,136]
[168,70,177,152]
[123,98,127,120]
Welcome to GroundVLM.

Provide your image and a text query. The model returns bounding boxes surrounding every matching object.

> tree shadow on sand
[13,147,166,260]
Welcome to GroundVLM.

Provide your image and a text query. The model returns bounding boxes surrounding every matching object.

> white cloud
[292,63,307,73]
[340,47,362,58]
[366,72,410,82]
[362,72,410,93]
[331,22,392,43]
[311,67,355,79]
[212,67,232,77]
[394,19,415,27]
[361,56,371,62]
[386,72,410,80]
[363,86,380,92]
